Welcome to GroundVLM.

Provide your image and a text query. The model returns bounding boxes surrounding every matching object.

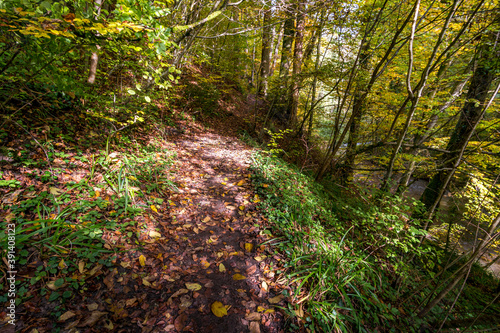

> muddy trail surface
[16,125,287,333]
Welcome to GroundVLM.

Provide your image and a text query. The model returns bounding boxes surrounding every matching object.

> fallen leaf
[245,312,261,321]
[202,216,211,223]
[233,274,246,280]
[59,259,67,269]
[78,261,85,273]
[257,306,265,312]
[211,301,228,317]
[268,295,285,304]
[150,205,158,213]
[179,294,192,309]
[262,281,268,291]
[50,187,64,196]
[78,311,107,327]
[174,313,187,332]
[171,289,189,298]
[244,243,254,252]
[125,298,137,307]
[87,303,99,311]
[219,263,226,273]
[149,230,161,238]
[201,260,210,269]
[249,321,261,333]
[139,255,146,267]
[103,319,114,330]
[237,180,246,186]
[120,261,131,268]
[264,309,275,314]
[294,305,304,318]
[58,311,76,322]
[185,282,202,291]
[239,205,245,211]
[142,278,151,286]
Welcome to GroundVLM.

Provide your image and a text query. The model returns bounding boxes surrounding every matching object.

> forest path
[106,123,287,333]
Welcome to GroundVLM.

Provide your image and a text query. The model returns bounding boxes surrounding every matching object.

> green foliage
[251,152,433,331]
[265,128,293,157]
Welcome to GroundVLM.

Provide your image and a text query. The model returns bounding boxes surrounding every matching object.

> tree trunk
[286,1,305,125]
[87,0,103,84]
[420,38,497,213]
[342,39,371,184]
[259,9,272,96]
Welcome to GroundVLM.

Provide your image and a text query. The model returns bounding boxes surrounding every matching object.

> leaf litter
[10,118,287,332]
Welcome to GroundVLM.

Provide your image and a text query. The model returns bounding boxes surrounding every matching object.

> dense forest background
[1,0,500,332]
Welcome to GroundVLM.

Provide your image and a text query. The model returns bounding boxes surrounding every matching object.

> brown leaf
[249,321,261,333]
[87,303,99,311]
[245,312,261,321]
[125,298,137,307]
[174,313,187,332]
[247,265,257,275]
[179,294,192,310]
[78,311,107,327]
[58,311,76,322]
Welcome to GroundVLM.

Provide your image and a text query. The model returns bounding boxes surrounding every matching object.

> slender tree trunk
[342,39,371,184]
[286,1,305,125]
[259,8,272,96]
[87,0,103,84]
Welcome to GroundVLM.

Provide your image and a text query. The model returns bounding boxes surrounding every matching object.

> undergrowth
[250,151,500,332]
[0,92,178,311]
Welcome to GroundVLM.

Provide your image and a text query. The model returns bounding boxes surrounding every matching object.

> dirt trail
[142,127,286,332]
[14,125,286,333]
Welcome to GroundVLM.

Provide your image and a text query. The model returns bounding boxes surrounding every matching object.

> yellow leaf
[185,282,202,291]
[262,184,269,188]
[150,205,158,213]
[237,180,245,186]
[58,259,67,269]
[139,255,146,267]
[142,278,151,286]
[221,182,227,185]
[224,177,228,181]
[78,261,85,273]
[239,205,245,211]
[201,260,210,269]
[149,230,161,238]
[244,243,254,252]
[211,301,228,317]
[120,261,131,268]
[202,216,211,223]
[233,274,246,280]
[268,295,284,304]
[257,306,266,312]
[219,263,226,273]
[264,309,275,314]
